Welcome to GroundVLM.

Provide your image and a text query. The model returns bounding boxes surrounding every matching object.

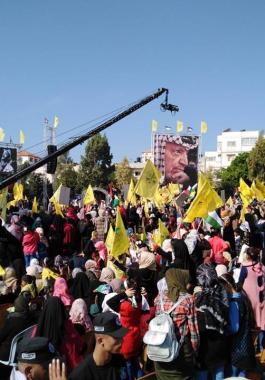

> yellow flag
[200,121,208,134]
[239,178,253,202]
[49,184,62,204]
[127,178,137,206]
[19,130,25,144]
[256,179,265,197]
[142,198,150,217]
[153,219,170,246]
[226,196,234,208]
[111,207,130,258]
[176,121,183,133]
[105,225,115,253]
[134,160,160,199]
[251,181,264,202]
[13,183,24,201]
[32,196,38,214]
[168,183,180,196]
[54,200,64,217]
[153,187,164,209]
[53,116,59,128]
[152,120,158,133]
[0,128,5,142]
[0,265,5,277]
[240,193,250,222]
[6,200,16,209]
[0,187,8,221]
[184,173,223,223]
[83,185,96,205]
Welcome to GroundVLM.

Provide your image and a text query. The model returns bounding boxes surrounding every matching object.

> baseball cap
[17,337,57,364]
[93,311,128,339]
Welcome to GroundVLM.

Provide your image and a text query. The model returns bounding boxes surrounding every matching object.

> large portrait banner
[154,134,199,188]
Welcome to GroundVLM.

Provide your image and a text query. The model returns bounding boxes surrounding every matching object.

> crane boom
[0,88,168,190]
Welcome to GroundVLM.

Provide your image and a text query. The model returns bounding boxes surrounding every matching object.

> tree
[248,135,265,180]
[217,152,249,195]
[114,157,133,190]
[78,134,114,189]
[54,152,80,194]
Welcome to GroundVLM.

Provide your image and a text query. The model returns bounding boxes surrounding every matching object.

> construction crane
[0,87,178,190]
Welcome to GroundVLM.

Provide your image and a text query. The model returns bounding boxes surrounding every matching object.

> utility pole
[42,118,56,210]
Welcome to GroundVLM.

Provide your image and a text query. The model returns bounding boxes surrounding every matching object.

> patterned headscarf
[99,267,115,284]
[195,264,229,334]
[69,298,93,332]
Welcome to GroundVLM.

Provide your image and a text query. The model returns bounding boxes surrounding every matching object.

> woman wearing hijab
[154,238,196,285]
[70,272,92,310]
[195,264,229,380]
[106,277,148,380]
[53,277,73,308]
[99,267,115,284]
[218,273,256,377]
[153,268,199,380]
[34,296,85,371]
[238,246,265,351]
[0,294,34,379]
[3,267,18,294]
[69,298,94,354]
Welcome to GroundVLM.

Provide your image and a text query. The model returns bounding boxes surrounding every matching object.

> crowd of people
[1,191,265,380]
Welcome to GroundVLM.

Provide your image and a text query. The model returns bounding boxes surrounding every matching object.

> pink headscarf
[69,298,93,331]
[53,277,73,306]
[95,241,108,261]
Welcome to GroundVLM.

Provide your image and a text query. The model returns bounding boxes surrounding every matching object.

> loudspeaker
[47,145,57,174]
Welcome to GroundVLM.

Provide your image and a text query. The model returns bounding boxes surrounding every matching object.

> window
[227,141,236,147]
[241,138,257,146]
[227,154,236,162]
[207,156,216,162]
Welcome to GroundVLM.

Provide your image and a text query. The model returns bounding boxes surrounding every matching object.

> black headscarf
[35,296,66,349]
[171,239,196,284]
[9,294,29,319]
[70,272,91,306]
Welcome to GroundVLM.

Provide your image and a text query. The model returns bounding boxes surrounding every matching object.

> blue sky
[1,0,265,163]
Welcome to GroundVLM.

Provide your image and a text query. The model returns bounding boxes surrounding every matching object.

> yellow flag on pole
[184,173,223,223]
[53,116,59,128]
[153,219,170,246]
[0,128,5,142]
[32,197,38,214]
[134,160,160,199]
[255,179,265,198]
[251,181,264,201]
[13,183,24,201]
[151,120,158,133]
[127,178,137,206]
[49,184,62,204]
[239,178,253,202]
[200,121,208,134]
[54,200,64,217]
[19,130,25,144]
[83,185,96,205]
[176,121,184,133]
[111,207,130,258]
[105,225,115,253]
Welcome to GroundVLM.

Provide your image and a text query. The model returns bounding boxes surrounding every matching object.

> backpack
[143,297,186,362]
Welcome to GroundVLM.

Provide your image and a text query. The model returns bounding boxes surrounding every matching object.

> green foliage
[248,135,265,181]
[78,134,114,189]
[114,157,133,190]
[26,173,48,199]
[217,152,249,195]
[55,164,80,194]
